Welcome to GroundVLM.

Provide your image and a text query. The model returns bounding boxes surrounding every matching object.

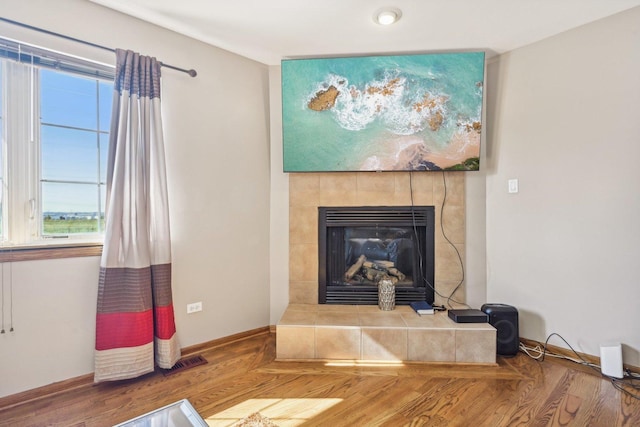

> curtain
[94,49,180,382]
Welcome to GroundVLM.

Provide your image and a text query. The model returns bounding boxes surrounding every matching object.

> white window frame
[0,37,114,254]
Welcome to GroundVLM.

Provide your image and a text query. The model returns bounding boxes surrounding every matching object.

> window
[0,37,114,250]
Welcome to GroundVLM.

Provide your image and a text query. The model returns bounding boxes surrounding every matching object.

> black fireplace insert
[318,206,435,305]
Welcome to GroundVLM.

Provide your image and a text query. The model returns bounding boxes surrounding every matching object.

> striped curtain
[94,49,180,382]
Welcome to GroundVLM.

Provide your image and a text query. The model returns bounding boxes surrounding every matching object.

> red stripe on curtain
[154,304,177,340]
[95,310,154,350]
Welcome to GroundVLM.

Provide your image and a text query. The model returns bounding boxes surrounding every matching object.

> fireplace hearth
[318,206,435,305]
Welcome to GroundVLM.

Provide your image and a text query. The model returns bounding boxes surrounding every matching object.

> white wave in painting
[307,70,451,136]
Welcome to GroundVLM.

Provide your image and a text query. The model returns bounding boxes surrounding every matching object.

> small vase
[378,278,395,311]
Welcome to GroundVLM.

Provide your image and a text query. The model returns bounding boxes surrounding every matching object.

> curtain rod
[0,17,197,77]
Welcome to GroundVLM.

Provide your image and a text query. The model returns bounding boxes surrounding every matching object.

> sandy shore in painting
[360,129,480,171]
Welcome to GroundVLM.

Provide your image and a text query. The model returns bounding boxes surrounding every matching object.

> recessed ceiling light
[374,7,402,25]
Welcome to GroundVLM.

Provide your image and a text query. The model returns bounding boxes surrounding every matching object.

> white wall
[485,7,640,366]
[268,66,290,325]
[0,0,270,398]
[0,258,100,397]
[464,167,487,309]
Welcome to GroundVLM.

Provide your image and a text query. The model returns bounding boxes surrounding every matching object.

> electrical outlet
[187,302,203,314]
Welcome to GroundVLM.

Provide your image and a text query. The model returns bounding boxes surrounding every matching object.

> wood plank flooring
[1,330,638,426]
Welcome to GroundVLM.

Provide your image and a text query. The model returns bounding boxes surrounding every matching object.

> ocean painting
[282,52,485,172]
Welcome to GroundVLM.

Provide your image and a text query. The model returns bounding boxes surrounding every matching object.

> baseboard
[0,372,95,413]
[520,337,640,375]
[180,326,271,356]
[0,326,275,412]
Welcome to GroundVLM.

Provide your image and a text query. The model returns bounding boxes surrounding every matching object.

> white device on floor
[599,343,623,379]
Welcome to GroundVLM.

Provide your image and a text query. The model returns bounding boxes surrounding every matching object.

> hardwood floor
[1,330,638,426]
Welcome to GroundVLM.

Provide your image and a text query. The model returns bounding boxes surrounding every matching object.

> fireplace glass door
[319,206,435,305]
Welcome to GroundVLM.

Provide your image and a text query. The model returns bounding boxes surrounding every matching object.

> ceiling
[89,0,640,65]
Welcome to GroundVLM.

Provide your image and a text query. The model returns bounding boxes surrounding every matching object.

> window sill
[0,243,103,263]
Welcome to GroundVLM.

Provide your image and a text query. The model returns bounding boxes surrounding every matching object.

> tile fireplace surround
[279,172,495,364]
[288,171,467,305]
[277,304,496,364]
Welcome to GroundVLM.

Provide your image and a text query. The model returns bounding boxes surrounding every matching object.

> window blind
[0,36,114,80]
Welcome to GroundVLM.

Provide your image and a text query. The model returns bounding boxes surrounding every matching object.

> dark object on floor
[448,309,488,323]
[482,303,520,356]
[161,355,208,376]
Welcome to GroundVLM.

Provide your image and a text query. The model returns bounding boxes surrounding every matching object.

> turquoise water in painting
[282,52,484,172]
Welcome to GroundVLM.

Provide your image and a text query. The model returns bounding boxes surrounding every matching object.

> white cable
[519,342,599,368]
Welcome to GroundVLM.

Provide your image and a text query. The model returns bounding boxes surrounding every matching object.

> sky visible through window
[40,69,112,218]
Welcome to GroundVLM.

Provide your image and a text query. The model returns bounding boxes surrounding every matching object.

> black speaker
[481,303,519,357]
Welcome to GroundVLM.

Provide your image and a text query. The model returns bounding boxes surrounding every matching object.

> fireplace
[318,206,435,305]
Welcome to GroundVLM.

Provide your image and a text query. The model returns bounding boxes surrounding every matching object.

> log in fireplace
[318,206,435,305]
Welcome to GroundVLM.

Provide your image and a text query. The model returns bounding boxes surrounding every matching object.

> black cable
[408,171,468,309]
[611,378,640,399]
[408,171,438,300]
[536,333,640,400]
[439,171,468,308]
[625,369,640,380]
[539,333,594,367]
